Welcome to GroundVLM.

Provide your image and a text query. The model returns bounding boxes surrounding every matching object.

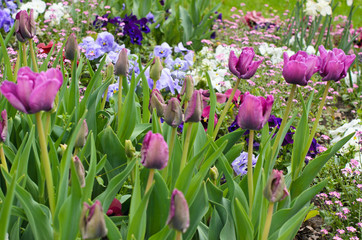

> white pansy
[347,0,353,6]
[304,0,318,18]
[316,0,332,16]
[44,3,68,25]
[15,0,46,19]
[208,69,228,92]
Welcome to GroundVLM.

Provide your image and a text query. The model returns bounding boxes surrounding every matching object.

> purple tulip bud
[282,51,319,86]
[164,98,183,128]
[0,110,7,142]
[75,120,88,148]
[72,155,85,188]
[141,131,169,170]
[181,75,194,102]
[149,89,166,117]
[184,90,203,123]
[0,67,63,114]
[237,93,274,131]
[228,47,262,79]
[65,33,79,61]
[150,56,163,81]
[80,200,108,239]
[167,189,190,233]
[263,169,289,203]
[318,45,356,82]
[14,10,36,42]
[114,48,129,77]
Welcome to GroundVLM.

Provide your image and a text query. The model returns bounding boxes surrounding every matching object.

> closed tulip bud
[209,166,219,182]
[167,189,190,233]
[65,33,78,61]
[164,98,183,128]
[75,120,88,148]
[141,131,168,170]
[228,47,262,79]
[263,169,289,203]
[80,200,108,239]
[282,51,319,86]
[106,62,114,78]
[58,144,67,157]
[125,140,136,159]
[114,48,129,77]
[184,90,202,123]
[150,57,163,81]
[237,92,274,131]
[318,45,356,82]
[72,155,85,187]
[14,10,36,42]
[149,89,166,117]
[0,110,7,142]
[181,75,194,101]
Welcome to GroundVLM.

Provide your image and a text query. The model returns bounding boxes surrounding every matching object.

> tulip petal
[237,94,264,130]
[321,60,344,81]
[228,51,241,78]
[28,79,62,113]
[240,59,262,79]
[282,61,308,86]
[0,81,28,113]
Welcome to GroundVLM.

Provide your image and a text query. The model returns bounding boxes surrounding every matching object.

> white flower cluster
[330,119,362,160]
[16,0,46,19]
[258,43,295,65]
[192,45,240,92]
[44,3,69,26]
[304,0,332,19]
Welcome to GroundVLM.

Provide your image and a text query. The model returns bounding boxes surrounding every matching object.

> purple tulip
[149,89,166,117]
[80,200,108,239]
[0,67,63,114]
[141,131,168,170]
[167,189,190,233]
[237,93,274,131]
[14,10,36,42]
[318,45,356,82]
[0,110,7,142]
[65,33,78,61]
[263,169,289,203]
[114,48,129,76]
[282,51,319,86]
[75,120,88,148]
[184,90,203,123]
[228,47,262,79]
[72,155,85,188]
[164,98,183,128]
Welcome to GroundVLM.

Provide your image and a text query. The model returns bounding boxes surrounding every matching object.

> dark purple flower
[14,10,36,42]
[106,198,122,216]
[164,98,183,128]
[92,14,109,29]
[282,51,319,86]
[228,47,262,79]
[0,110,7,142]
[141,131,169,170]
[185,90,203,123]
[65,33,78,61]
[237,93,274,131]
[149,89,166,117]
[318,45,356,82]
[0,67,63,114]
[167,189,190,233]
[137,18,150,33]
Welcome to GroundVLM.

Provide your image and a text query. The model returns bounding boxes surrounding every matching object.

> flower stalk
[180,123,193,172]
[262,202,274,240]
[145,169,155,194]
[213,78,241,139]
[117,75,124,135]
[35,112,55,216]
[0,143,8,172]
[247,130,254,217]
[22,42,27,67]
[29,39,38,72]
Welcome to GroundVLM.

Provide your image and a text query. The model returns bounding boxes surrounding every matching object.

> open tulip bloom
[228,47,262,79]
[0,67,63,114]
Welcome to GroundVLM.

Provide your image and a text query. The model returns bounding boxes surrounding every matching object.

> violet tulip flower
[141,131,169,170]
[0,67,63,114]
[65,33,78,61]
[114,48,129,77]
[237,92,274,131]
[72,155,85,188]
[149,89,166,117]
[228,47,262,79]
[0,110,7,142]
[184,90,203,123]
[80,200,108,239]
[14,10,36,42]
[167,189,190,233]
[263,169,289,203]
[164,98,183,128]
[106,198,122,216]
[318,45,356,82]
[282,51,319,86]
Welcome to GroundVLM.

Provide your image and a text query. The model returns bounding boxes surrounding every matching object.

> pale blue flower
[154,42,172,58]
[231,152,257,176]
[96,32,114,53]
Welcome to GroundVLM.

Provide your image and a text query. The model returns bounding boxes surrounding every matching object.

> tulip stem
[29,39,38,72]
[298,81,331,179]
[271,84,297,160]
[180,122,193,172]
[175,231,182,240]
[145,169,155,195]
[213,78,241,139]
[162,127,177,181]
[21,43,27,67]
[153,80,157,90]
[117,76,123,136]
[262,202,274,240]
[101,75,114,111]
[247,130,254,218]
[35,112,55,216]
[0,144,8,173]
